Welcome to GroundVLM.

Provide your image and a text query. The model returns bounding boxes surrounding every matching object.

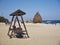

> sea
[42,20,60,24]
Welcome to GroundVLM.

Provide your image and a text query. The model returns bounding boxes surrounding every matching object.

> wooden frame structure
[7,9,29,38]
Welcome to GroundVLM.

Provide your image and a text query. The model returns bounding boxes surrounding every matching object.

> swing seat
[12,27,25,38]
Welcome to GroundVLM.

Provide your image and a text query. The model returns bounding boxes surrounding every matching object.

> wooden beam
[16,16,21,28]
[9,16,14,29]
[21,16,29,38]
[8,16,14,36]
[14,16,17,26]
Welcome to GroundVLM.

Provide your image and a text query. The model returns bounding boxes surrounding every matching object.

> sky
[0,0,60,21]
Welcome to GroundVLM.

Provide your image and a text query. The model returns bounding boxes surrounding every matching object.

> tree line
[0,16,9,23]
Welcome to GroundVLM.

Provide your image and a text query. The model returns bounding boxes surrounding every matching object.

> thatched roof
[10,9,26,16]
[33,12,42,23]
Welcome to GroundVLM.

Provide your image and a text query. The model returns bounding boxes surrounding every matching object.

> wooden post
[16,16,21,28]
[21,16,29,38]
[9,16,14,29]
[8,16,14,36]
[14,16,16,26]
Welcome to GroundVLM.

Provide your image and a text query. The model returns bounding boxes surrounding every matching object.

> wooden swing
[7,9,29,38]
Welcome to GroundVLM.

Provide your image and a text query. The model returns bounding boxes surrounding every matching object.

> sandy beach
[0,23,60,45]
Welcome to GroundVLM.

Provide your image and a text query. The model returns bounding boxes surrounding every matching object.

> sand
[0,23,60,45]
